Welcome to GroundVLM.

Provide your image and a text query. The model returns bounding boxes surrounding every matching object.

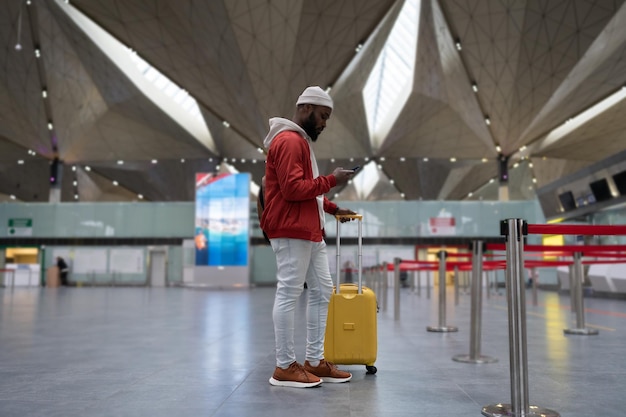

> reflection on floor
[1,285,625,417]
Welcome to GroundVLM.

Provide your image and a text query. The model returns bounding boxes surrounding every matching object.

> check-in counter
[4,264,41,287]
[557,266,570,291]
[588,263,626,295]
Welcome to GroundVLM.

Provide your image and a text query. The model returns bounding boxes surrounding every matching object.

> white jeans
[270,238,333,368]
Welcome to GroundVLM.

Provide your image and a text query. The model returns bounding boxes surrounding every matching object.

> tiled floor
[1,283,625,417]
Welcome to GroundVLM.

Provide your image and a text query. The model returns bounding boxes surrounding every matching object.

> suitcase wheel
[366,365,377,374]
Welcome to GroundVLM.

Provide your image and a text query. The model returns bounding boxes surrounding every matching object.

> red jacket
[261,121,337,242]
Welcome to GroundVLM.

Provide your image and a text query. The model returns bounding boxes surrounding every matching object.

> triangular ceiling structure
[0,0,625,203]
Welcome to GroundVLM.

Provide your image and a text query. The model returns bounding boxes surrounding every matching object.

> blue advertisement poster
[195,172,250,266]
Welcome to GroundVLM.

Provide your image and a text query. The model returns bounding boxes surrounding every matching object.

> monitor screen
[589,178,612,202]
[558,191,576,211]
[613,170,626,196]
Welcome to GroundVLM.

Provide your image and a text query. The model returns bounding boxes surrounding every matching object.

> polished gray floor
[1,283,625,417]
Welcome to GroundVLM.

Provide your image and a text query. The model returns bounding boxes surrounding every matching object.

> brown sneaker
[304,359,352,383]
[269,362,322,388]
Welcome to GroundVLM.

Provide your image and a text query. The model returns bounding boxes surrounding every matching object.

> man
[56,256,69,286]
[261,86,356,388]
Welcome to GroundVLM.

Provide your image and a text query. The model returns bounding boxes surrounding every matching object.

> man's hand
[336,207,357,222]
[331,167,355,186]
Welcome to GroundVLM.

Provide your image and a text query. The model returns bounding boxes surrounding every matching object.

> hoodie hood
[263,117,310,149]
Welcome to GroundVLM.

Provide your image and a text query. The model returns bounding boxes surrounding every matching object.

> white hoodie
[263,117,325,229]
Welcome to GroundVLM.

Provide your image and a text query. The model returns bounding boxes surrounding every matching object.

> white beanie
[296,86,333,110]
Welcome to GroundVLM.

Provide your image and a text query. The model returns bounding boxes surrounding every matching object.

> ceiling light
[17,160,24,164]
[222,120,230,128]
[364,157,370,162]
[468,192,473,197]
[117,160,124,165]
[390,179,395,184]
[423,157,428,162]
[74,194,79,200]
[151,159,158,164]
[455,39,462,50]
[138,194,144,199]
[529,163,533,168]
[532,178,537,183]
[112,181,118,186]
[334,193,339,198]
[73,181,77,186]
[71,165,76,171]
[400,193,405,198]
[208,158,213,162]
[400,157,405,162]
[252,159,257,164]
[519,146,527,151]
[379,157,386,161]
[181,158,185,163]
[377,164,382,169]
[240,159,245,163]
[10,195,16,200]
[85,166,91,171]
[47,122,53,130]
[34,49,40,58]
[472,83,478,93]
[482,158,488,163]
[42,89,47,98]
[513,163,519,168]
[355,43,363,53]
[489,178,495,184]
[349,157,354,162]
[257,148,264,153]
[450,157,457,162]
[485,117,491,126]
[325,86,332,93]
[496,145,501,152]
[330,158,335,163]
[231,158,236,163]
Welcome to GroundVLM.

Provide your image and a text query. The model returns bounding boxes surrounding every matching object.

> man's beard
[302,113,319,142]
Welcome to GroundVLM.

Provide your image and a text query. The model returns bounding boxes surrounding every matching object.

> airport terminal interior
[3,0,626,416]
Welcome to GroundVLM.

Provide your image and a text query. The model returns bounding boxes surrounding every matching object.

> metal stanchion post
[394,258,401,320]
[480,271,491,300]
[426,270,431,299]
[454,265,459,306]
[411,270,416,292]
[454,241,497,364]
[564,252,598,336]
[531,267,538,306]
[568,264,576,313]
[482,219,559,417]
[382,262,388,312]
[427,250,457,332]
[417,270,421,297]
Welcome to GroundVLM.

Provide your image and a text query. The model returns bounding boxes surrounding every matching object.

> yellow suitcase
[324,214,378,374]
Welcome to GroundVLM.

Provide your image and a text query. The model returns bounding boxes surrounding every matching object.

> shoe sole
[320,376,352,383]
[269,377,322,388]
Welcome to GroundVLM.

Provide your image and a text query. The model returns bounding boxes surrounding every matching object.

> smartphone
[351,165,361,172]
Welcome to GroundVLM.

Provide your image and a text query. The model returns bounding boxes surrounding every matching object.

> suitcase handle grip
[335,214,363,220]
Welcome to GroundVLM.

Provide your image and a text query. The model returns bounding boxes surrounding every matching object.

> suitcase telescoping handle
[335,214,363,294]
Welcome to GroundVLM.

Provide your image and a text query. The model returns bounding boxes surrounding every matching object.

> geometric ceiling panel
[2,0,626,204]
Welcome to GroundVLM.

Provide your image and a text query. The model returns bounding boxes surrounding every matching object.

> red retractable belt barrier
[486,243,626,253]
[527,224,626,236]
